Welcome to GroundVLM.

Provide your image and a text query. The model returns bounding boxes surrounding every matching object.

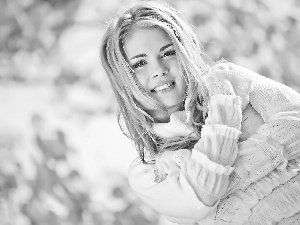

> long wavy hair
[100,0,211,162]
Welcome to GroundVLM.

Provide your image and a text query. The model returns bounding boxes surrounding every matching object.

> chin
[161,96,185,111]
[166,102,184,113]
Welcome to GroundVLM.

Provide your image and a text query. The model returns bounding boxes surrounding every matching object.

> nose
[152,59,169,78]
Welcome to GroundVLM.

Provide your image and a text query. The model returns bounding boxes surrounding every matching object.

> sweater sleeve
[195,69,246,167]
[198,94,242,166]
[213,63,300,195]
[128,155,221,224]
[228,63,300,159]
[128,95,242,224]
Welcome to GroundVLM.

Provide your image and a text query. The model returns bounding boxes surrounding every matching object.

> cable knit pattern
[197,63,300,225]
[200,159,300,225]
[232,134,288,189]
[128,62,300,225]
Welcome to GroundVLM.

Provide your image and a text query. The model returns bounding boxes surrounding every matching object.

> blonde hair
[100,0,210,162]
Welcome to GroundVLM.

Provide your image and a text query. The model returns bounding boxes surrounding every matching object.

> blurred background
[0,0,299,224]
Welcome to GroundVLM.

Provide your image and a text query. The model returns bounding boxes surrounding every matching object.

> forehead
[124,27,172,57]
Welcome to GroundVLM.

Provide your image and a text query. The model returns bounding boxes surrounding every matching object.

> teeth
[153,82,173,92]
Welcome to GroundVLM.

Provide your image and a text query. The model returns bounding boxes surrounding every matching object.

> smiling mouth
[151,81,175,93]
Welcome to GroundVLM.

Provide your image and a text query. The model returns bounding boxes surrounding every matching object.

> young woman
[100,1,300,224]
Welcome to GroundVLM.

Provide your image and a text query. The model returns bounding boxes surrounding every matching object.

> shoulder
[212,62,300,97]
[208,62,276,85]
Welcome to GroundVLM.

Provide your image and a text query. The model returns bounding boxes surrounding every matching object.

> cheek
[135,72,149,89]
[170,60,181,78]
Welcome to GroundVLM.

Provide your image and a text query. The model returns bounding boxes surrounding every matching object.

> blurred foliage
[1,0,300,224]
[0,113,159,225]
[175,0,300,90]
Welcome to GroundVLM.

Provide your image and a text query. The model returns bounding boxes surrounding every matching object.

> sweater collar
[152,111,198,138]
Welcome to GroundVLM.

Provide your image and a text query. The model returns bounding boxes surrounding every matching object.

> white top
[128,63,300,224]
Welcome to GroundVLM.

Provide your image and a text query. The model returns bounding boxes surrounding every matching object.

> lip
[150,80,176,92]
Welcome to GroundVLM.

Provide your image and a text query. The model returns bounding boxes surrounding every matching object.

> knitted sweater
[128,62,300,224]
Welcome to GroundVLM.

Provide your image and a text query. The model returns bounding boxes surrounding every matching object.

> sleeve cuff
[205,95,243,129]
[191,150,235,175]
[128,154,220,222]
[209,94,242,107]
[194,124,241,166]
[201,124,241,140]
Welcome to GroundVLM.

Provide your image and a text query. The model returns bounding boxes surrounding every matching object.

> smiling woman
[124,27,186,122]
[100,1,300,224]
[101,0,210,160]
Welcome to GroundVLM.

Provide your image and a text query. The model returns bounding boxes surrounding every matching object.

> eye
[161,50,176,58]
[132,60,147,69]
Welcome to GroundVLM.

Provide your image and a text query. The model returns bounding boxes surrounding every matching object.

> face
[124,27,186,122]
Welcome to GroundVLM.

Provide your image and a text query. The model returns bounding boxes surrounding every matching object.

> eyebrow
[160,43,173,52]
[130,43,173,60]
[130,54,147,60]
